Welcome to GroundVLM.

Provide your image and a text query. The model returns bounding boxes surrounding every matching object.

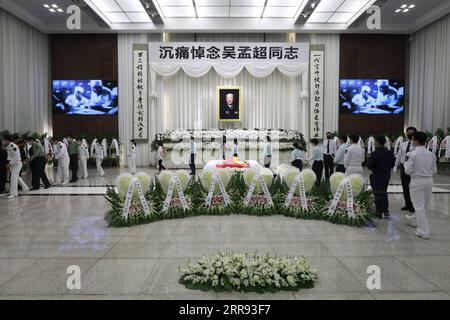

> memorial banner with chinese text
[309,45,324,139]
[133,44,148,140]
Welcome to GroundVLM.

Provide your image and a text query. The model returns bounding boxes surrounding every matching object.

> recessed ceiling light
[401,4,407,8]
[408,4,415,8]
[51,4,58,8]
[403,8,409,12]
[57,8,63,12]
[43,4,50,8]
[395,9,401,12]
[49,8,56,12]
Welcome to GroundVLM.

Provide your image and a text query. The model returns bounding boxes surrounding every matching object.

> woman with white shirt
[263,136,272,168]
[291,142,304,171]
[156,141,166,172]
[128,140,137,174]
[307,138,324,186]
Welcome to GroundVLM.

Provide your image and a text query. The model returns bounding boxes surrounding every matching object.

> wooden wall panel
[50,34,118,138]
[339,34,408,137]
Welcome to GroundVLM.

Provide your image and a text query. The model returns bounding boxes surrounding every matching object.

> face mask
[326,136,332,140]
[406,134,413,140]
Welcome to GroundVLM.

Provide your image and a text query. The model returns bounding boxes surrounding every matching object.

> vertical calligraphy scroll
[133,44,148,140]
[309,45,324,140]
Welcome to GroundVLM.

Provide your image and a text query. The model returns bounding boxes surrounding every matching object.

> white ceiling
[0,0,449,34]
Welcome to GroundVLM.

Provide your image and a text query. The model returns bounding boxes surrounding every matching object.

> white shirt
[395,140,415,167]
[190,141,197,155]
[6,142,21,165]
[291,149,304,162]
[335,143,348,165]
[128,144,136,158]
[344,143,365,168]
[94,143,104,158]
[157,146,164,161]
[324,139,337,155]
[264,143,272,157]
[54,142,69,160]
[404,146,437,179]
[233,144,239,156]
[78,144,89,158]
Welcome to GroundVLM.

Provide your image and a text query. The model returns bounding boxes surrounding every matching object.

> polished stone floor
[0,166,449,300]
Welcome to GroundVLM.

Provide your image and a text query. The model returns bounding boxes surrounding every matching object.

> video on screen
[339,79,404,115]
[52,80,118,115]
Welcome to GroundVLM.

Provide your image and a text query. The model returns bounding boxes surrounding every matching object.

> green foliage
[105,172,375,228]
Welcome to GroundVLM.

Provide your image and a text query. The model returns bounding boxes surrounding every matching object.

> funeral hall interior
[0,0,449,301]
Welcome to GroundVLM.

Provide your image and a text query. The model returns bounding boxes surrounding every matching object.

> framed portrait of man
[217,86,241,122]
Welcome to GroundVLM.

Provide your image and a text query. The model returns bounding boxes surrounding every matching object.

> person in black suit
[367,136,395,218]
[220,92,239,120]
[25,137,51,190]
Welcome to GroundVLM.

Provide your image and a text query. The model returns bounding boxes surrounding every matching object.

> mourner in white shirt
[52,137,70,185]
[189,136,197,176]
[263,136,272,168]
[128,140,137,174]
[94,140,105,177]
[156,142,166,172]
[334,135,348,173]
[404,131,437,239]
[233,138,239,158]
[2,136,29,199]
[77,138,89,179]
[394,127,417,213]
[344,134,365,176]
[291,142,304,171]
[323,132,337,180]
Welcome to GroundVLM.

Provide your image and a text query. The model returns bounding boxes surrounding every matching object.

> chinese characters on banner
[148,43,308,63]
[133,45,148,140]
[309,45,324,139]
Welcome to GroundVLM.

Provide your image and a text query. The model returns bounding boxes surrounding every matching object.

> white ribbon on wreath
[101,138,108,157]
[358,137,365,149]
[162,174,189,213]
[284,173,308,210]
[44,138,53,155]
[328,178,355,218]
[90,138,97,157]
[438,135,450,159]
[426,136,439,155]
[394,136,403,156]
[244,169,274,207]
[385,136,391,150]
[81,139,89,157]
[122,176,151,219]
[367,136,375,155]
[110,139,120,157]
[205,170,231,207]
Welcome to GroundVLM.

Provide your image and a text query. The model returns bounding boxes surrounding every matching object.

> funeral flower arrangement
[151,129,306,151]
[105,167,374,228]
[179,252,318,293]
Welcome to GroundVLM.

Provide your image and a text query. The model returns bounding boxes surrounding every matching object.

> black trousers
[30,157,51,189]
[336,164,345,173]
[400,165,414,210]
[323,154,334,180]
[158,159,166,172]
[292,159,303,171]
[312,160,323,186]
[370,173,391,216]
[189,153,196,175]
[69,154,78,181]
[0,167,6,193]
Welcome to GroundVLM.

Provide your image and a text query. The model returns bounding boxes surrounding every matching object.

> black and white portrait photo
[218,86,241,121]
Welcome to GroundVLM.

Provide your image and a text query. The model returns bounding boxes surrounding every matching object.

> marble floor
[0,166,449,300]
